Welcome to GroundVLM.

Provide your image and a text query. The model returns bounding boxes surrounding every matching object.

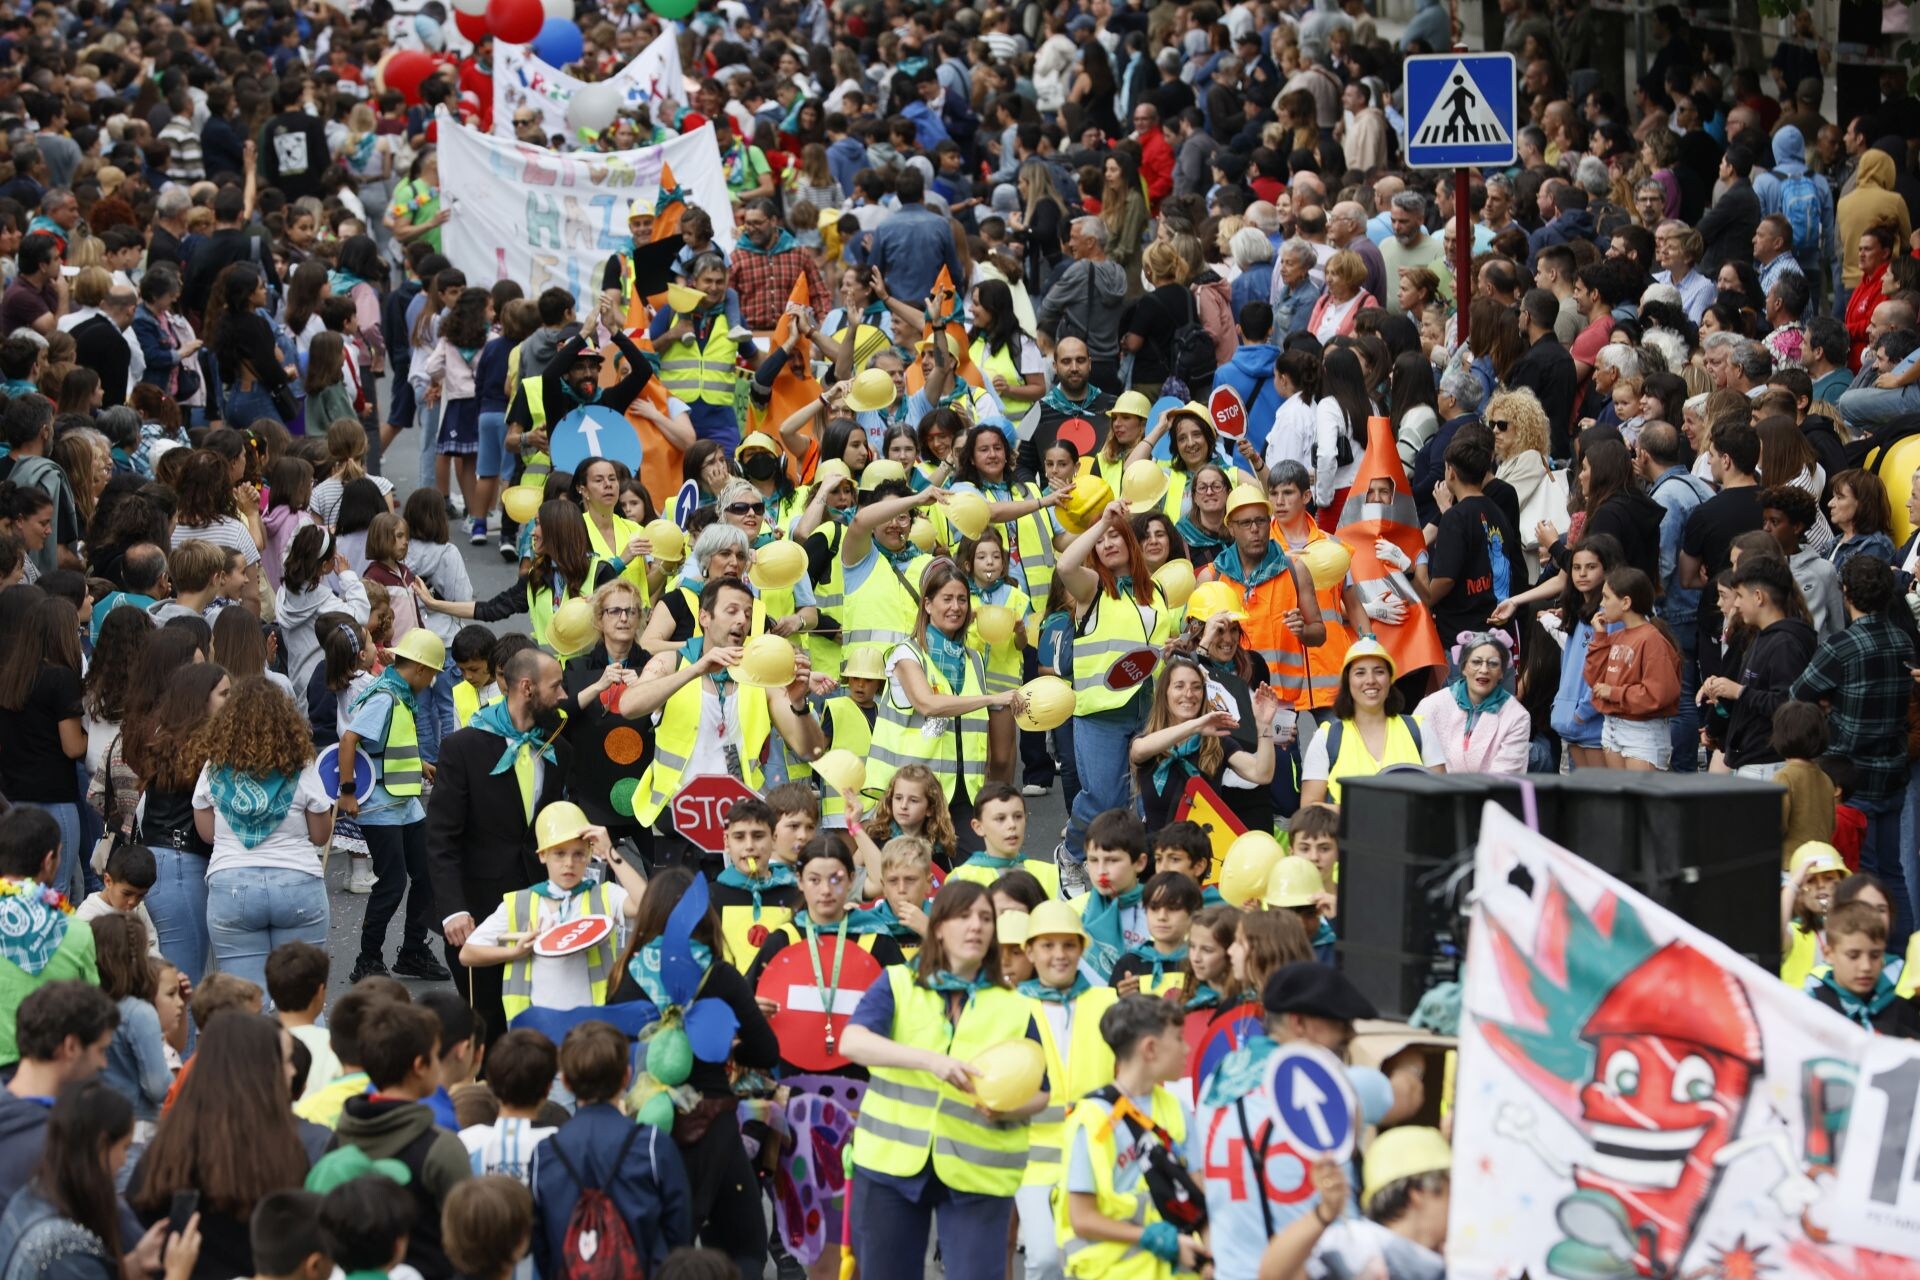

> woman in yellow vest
[573,455,666,603]
[791,460,859,681]
[1129,401,1227,523]
[415,499,618,650]
[952,419,1067,604]
[735,430,803,534]
[1016,900,1119,1280]
[867,559,1024,848]
[967,281,1047,422]
[838,477,937,658]
[1091,392,1152,496]
[841,879,1050,1280]
[1297,639,1447,807]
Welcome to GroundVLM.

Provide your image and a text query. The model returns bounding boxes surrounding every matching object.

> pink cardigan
[1412,689,1532,775]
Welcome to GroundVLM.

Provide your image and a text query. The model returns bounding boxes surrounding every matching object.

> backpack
[549,1125,646,1280]
[1090,1085,1208,1233]
[1323,714,1424,763]
[1779,173,1823,261]
[1163,290,1216,401]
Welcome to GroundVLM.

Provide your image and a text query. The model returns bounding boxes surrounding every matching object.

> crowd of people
[0,0,1918,1277]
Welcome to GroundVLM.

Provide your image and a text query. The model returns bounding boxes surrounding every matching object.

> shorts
[1602,715,1673,768]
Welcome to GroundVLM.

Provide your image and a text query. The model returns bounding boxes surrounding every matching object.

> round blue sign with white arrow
[551,404,644,476]
[1264,1042,1358,1163]
[673,479,700,529]
[315,744,377,804]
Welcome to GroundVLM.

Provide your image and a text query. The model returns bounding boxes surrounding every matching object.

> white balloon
[540,0,574,19]
[451,0,487,15]
[565,81,621,134]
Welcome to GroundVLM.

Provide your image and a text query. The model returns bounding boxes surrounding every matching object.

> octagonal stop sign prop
[1208,384,1246,439]
[671,775,761,854]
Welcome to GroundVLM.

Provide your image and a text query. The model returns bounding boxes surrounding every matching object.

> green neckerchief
[1184,982,1224,1011]
[1131,941,1189,981]
[469,699,559,776]
[1018,974,1092,1003]
[681,635,730,685]
[1313,918,1337,951]
[960,851,1025,873]
[717,861,798,918]
[791,906,892,935]
[866,897,931,941]
[1200,653,1239,682]
[1449,676,1513,734]
[1041,383,1101,415]
[1151,737,1203,796]
[529,879,591,900]
[925,969,996,995]
[925,626,968,692]
[878,539,920,571]
[737,228,800,257]
[1082,882,1144,979]
[1211,539,1291,590]
[1819,967,1904,1030]
[1175,515,1228,554]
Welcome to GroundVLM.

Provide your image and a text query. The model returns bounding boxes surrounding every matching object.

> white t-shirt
[191,762,335,876]
[1300,715,1448,783]
[467,883,631,1012]
[290,1024,341,1100]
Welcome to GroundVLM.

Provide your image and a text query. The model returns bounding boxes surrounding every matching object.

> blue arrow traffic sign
[550,403,644,476]
[673,479,701,529]
[1265,1043,1358,1162]
[1404,52,1517,170]
[316,744,378,804]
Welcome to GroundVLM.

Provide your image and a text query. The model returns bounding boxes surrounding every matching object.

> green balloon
[637,1091,676,1130]
[646,0,697,18]
[647,1025,693,1087]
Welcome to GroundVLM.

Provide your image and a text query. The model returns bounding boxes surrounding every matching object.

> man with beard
[1020,336,1118,479]
[618,577,827,874]
[429,648,575,1046]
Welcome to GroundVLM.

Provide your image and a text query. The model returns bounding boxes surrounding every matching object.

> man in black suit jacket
[427,649,572,1044]
[71,285,137,408]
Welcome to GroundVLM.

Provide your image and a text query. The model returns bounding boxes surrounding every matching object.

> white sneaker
[1021,783,1049,798]
[1054,841,1089,898]
[347,855,375,894]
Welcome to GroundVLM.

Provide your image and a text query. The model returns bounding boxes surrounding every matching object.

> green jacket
[0,925,98,1068]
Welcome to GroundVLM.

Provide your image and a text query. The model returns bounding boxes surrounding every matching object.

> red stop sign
[670,775,761,854]
[1209,384,1246,439]
[534,914,614,957]
[1105,647,1160,691]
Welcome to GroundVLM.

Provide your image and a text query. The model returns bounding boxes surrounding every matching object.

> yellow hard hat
[996,910,1031,947]
[1362,1126,1452,1211]
[502,485,544,525]
[1263,856,1325,908]
[626,198,656,222]
[1025,899,1089,943]
[1186,580,1248,624]
[1121,458,1170,508]
[643,518,686,563]
[1226,482,1271,518]
[547,598,598,660]
[391,627,446,671]
[1174,400,1211,427]
[534,800,594,854]
[946,490,992,540]
[1111,390,1153,419]
[735,431,781,460]
[970,1038,1045,1111]
[813,748,867,795]
[749,539,807,591]
[1219,830,1284,906]
[1297,538,1353,590]
[908,517,938,553]
[845,366,899,413]
[736,634,798,688]
[1341,636,1397,681]
[814,459,855,494]
[1791,841,1847,880]
[975,603,1016,647]
[859,458,909,492]
[1015,675,1075,730]
[840,645,887,681]
[1153,557,1196,608]
[1056,469,1114,535]
[665,282,707,314]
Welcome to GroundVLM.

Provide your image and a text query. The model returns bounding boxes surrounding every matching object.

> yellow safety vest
[1782,922,1819,989]
[1023,985,1119,1185]
[352,684,422,796]
[808,522,849,682]
[500,883,618,1024]
[841,548,931,654]
[1072,591,1162,716]
[658,313,739,407]
[1158,466,1190,522]
[851,967,1034,1196]
[818,695,873,823]
[998,482,1059,603]
[966,584,1032,694]
[635,656,771,824]
[868,638,989,806]
[453,680,480,727]
[1322,714,1426,804]
[1053,1086,1193,1280]
[949,855,1062,900]
[968,336,1038,419]
[521,380,555,486]
[1092,449,1128,497]
[585,510,651,603]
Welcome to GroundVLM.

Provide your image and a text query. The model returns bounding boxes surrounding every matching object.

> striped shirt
[171,515,260,566]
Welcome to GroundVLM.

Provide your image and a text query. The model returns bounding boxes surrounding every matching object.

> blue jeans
[1837,384,1920,433]
[205,867,329,999]
[477,410,509,480]
[146,847,211,985]
[18,801,83,901]
[853,1169,1014,1280]
[223,387,282,428]
[1062,709,1145,863]
[1667,650,1700,773]
[1859,791,1912,957]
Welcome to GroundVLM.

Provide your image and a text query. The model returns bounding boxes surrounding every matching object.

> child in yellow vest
[1110,872,1203,997]
[708,797,802,969]
[950,783,1064,898]
[459,802,647,1024]
[1053,995,1207,1280]
[1781,840,1847,988]
[451,625,501,727]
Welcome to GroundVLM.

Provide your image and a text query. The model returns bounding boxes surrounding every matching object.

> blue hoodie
[1550,617,1604,747]
[827,137,867,198]
[1217,343,1283,455]
[1763,126,1834,271]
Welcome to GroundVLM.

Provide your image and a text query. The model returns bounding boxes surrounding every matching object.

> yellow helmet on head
[392,628,446,672]
[1361,1126,1452,1212]
[534,801,594,855]
[1024,899,1089,943]
[1186,580,1249,623]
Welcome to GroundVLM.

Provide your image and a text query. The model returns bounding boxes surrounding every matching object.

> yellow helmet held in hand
[845,367,898,413]
[749,539,808,591]
[1014,675,1075,730]
[1218,830,1284,906]
[946,490,992,540]
[1263,856,1325,908]
[1120,459,1170,508]
[1153,558,1196,608]
[840,645,887,681]
[975,603,1017,646]
[1297,539,1353,590]
[392,628,446,672]
[502,485,544,525]
[1025,899,1089,943]
[908,517,938,553]
[1361,1126,1452,1211]
[1186,580,1249,624]
[547,598,598,659]
[970,1039,1046,1112]
[643,519,686,563]
[534,801,595,854]
[736,633,798,688]
[813,748,867,795]
[1056,468,1114,535]
[665,283,707,315]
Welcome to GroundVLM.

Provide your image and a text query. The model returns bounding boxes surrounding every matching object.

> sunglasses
[726,501,767,516]
[1488,420,1512,433]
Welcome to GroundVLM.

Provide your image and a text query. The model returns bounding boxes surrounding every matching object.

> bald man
[1020,335,1119,478]
[1327,201,1388,304]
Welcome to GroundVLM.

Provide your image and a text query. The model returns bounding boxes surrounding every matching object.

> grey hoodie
[274,568,371,717]
[1034,258,1128,363]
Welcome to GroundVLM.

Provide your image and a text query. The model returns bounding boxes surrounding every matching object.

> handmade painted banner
[436,110,734,311]
[1450,803,1920,1278]
[493,36,687,142]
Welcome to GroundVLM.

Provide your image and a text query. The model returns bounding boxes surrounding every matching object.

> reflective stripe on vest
[1004,483,1059,602]
[658,319,739,405]
[1072,592,1160,716]
[522,381,553,485]
[867,640,989,805]
[357,691,422,795]
[969,337,1038,418]
[501,883,616,1023]
[1052,1088,1189,1280]
[1324,713,1426,805]
[851,967,1033,1196]
[635,657,771,824]
[586,512,651,606]
[1023,985,1119,1186]
[808,524,849,682]
[840,550,929,650]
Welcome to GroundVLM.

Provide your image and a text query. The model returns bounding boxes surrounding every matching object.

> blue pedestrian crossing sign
[1404,52,1517,169]
[1264,1043,1359,1163]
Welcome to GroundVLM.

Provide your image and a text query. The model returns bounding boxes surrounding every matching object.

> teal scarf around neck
[925,627,968,693]
[718,862,797,917]
[681,634,731,685]
[1082,882,1144,979]
[469,699,558,776]
[1820,968,1904,1030]
[1184,982,1224,1011]
[960,851,1026,873]
[529,879,592,900]
[792,905,892,935]
[1449,676,1513,735]
[1211,540,1291,590]
[867,897,931,941]
[1150,737,1204,796]
[353,665,419,718]
[1018,973,1092,1003]
[879,540,921,571]
[925,969,996,995]
[1130,941,1189,981]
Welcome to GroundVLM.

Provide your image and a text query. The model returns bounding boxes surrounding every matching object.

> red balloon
[385,49,437,105]
[454,8,490,41]
[486,0,542,44]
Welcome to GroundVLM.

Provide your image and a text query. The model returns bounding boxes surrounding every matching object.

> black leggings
[678,1107,768,1280]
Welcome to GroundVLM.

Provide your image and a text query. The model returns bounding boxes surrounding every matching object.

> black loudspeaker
[1333,772,1783,1020]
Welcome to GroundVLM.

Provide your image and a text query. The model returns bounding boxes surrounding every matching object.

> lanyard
[806,916,850,1054]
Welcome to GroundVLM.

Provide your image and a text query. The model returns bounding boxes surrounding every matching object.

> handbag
[88,735,140,876]
[1515,462,1571,548]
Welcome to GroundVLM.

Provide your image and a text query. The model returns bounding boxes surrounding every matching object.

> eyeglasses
[1228,516,1269,532]
[1464,655,1505,669]
[1488,420,1512,433]
[603,605,637,619]
[726,501,766,516]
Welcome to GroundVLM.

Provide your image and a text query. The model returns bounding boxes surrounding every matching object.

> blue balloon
[412,12,445,50]
[532,16,584,66]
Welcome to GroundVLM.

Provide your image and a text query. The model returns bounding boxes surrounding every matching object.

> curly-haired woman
[190,676,335,992]
[1485,386,1562,558]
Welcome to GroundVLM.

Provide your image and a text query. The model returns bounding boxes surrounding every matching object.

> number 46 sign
[1823,1036,1920,1256]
